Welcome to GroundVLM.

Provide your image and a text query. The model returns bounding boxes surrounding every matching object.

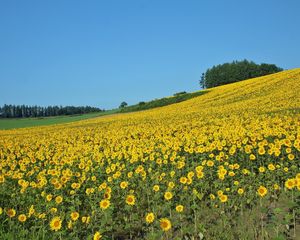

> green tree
[200,60,283,89]
[119,101,128,108]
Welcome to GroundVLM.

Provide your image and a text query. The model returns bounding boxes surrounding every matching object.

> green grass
[0,90,207,130]
[0,109,119,130]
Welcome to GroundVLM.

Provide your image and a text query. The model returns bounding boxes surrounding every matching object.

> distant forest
[200,60,283,88]
[0,104,103,118]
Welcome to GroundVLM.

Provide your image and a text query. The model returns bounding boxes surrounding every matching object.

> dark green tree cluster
[200,60,283,88]
[0,104,103,118]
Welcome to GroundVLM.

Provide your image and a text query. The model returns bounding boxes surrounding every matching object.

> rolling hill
[0,68,299,239]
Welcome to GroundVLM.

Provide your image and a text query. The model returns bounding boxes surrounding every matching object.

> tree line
[200,60,283,88]
[0,104,103,118]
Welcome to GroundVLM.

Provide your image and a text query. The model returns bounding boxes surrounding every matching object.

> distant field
[0,90,207,130]
[0,110,118,130]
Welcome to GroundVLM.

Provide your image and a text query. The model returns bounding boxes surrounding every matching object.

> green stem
[260,198,264,240]
[292,189,296,238]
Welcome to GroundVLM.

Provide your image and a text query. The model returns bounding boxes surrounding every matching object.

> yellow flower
[126,195,136,205]
[164,191,173,201]
[257,186,268,197]
[258,147,265,155]
[160,218,171,231]
[28,205,35,217]
[18,214,27,222]
[237,188,244,195]
[120,181,128,189]
[180,177,187,184]
[145,212,155,223]
[93,231,102,240]
[285,178,295,189]
[168,181,175,189]
[38,213,46,219]
[219,194,228,203]
[82,216,90,224]
[49,216,62,231]
[7,208,16,218]
[68,220,73,229]
[50,208,57,214]
[288,153,294,160]
[99,199,110,210]
[273,183,280,190]
[46,194,53,201]
[153,185,160,192]
[268,164,275,171]
[217,190,223,196]
[0,175,5,183]
[176,205,184,212]
[70,211,80,221]
[207,160,214,167]
[234,181,239,186]
[55,196,63,204]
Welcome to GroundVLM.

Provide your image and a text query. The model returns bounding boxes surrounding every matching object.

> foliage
[119,90,207,113]
[200,59,283,88]
[0,105,103,118]
[0,69,299,239]
[173,91,187,97]
[119,102,128,109]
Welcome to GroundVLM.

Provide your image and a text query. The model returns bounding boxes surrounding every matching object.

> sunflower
[197,171,204,179]
[55,196,63,204]
[285,178,295,189]
[207,160,214,167]
[160,218,171,231]
[175,205,184,212]
[237,188,244,195]
[288,153,295,160]
[46,194,53,202]
[93,231,102,240]
[257,186,268,197]
[99,199,110,210]
[180,177,187,184]
[219,194,228,203]
[164,191,173,201]
[18,214,27,222]
[145,212,155,223]
[49,216,62,231]
[273,183,280,190]
[28,205,35,217]
[7,208,16,218]
[126,195,136,205]
[120,181,128,189]
[153,185,160,192]
[70,211,80,221]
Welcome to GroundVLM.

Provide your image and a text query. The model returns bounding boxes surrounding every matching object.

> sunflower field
[0,69,300,239]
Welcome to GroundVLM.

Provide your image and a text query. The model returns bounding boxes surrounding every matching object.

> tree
[200,60,283,89]
[119,101,128,108]
[0,104,103,118]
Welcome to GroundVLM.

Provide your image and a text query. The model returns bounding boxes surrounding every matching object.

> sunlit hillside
[0,69,299,239]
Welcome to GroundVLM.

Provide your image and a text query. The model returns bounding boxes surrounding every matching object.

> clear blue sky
[1,0,299,109]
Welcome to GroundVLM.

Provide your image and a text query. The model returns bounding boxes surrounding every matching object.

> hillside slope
[0,68,299,239]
